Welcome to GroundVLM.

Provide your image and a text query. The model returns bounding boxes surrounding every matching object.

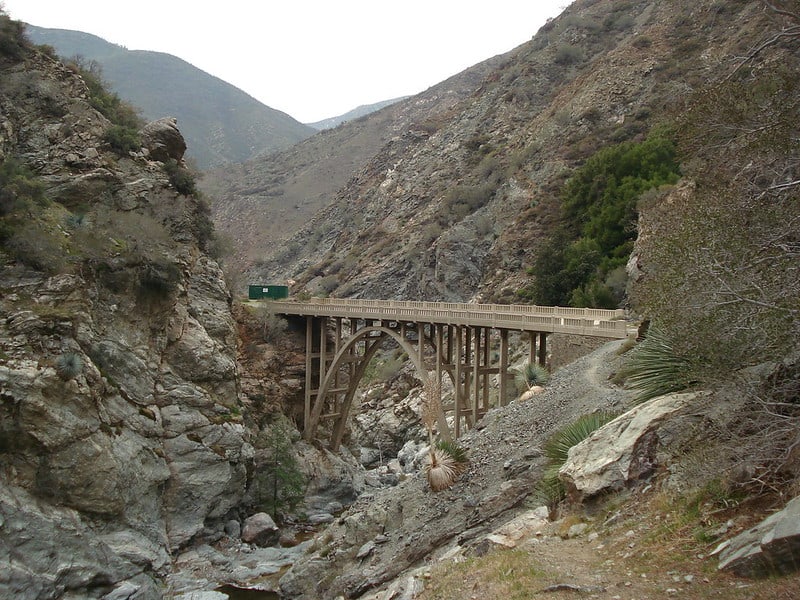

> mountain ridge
[24,24,316,168]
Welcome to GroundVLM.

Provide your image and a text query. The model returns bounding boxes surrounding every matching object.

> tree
[529,129,680,308]
[253,416,306,519]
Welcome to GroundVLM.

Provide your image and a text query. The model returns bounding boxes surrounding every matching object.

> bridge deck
[262,298,630,339]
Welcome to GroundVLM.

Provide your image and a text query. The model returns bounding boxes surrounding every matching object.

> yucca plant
[537,411,618,506]
[424,440,469,492]
[422,375,468,491]
[55,351,83,380]
[619,323,694,404]
[512,361,549,392]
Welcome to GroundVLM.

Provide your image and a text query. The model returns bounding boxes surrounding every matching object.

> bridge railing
[283,297,625,321]
[261,297,630,338]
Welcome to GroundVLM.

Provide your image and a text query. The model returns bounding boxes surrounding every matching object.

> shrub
[104,125,141,155]
[0,157,47,219]
[554,44,584,65]
[0,12,27,61]
[139,259,181,296]
[71,58,142,129]
[441,183,496,223]
[632,63,800,380]
[65,213,90,229]
[162,159,196,196]
[528,128,680,308]
[252,416,306,519]
[4,222,66,273]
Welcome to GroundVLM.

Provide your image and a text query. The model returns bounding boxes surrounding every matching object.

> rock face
[559,392,708,501]
[717,495,800,577]
[0,40,249,597]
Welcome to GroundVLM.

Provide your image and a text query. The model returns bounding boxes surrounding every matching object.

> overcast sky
[2,1,570,123]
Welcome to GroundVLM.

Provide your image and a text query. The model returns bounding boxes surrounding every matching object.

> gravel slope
[280,338,634,599]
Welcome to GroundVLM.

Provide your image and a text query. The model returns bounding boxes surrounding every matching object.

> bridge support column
[538,332,548,367]
[499,329,509,406]
[304,316,313,428]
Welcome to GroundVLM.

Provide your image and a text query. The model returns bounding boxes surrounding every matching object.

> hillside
[2,3,799,599]
[24,24,315,169]
[201,53,506,280]
[228,0,794,307]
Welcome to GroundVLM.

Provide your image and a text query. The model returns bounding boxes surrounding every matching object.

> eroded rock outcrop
[141,116,187,163]
[0,36,249,598]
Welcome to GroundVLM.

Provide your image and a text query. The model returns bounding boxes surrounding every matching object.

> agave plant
[55,351,83,380]
[424,440,468,492]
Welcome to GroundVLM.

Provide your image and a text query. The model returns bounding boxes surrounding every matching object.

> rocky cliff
[0,28,249,598]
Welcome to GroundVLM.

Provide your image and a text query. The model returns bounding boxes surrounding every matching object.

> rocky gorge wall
[0,40,253,598]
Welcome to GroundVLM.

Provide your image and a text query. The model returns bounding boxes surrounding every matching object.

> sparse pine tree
[253,416,306,520]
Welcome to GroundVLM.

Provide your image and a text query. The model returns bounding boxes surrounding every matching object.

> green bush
[71,59,142,129]
[441,183,496,224]
[252,416,306,519]
[0,157,47,219]
[104,125,141,155]
[554,44,584,65]
[562,129,680,258]
[4,222,66,273]
[163,159,197,196]
[0,12,27,61]
[528,129,680,307]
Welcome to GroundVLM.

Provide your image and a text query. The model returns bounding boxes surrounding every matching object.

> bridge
[262,298,630,450]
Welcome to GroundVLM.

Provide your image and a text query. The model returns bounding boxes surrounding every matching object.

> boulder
[717,495,800,577]
[559,392,706,501]
[140,117,186,162]
[241,512,280,547]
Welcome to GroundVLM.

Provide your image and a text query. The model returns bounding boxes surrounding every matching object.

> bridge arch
[269,299,627,449]
[305,325,451,450]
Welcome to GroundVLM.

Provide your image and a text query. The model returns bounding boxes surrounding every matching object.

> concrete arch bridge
[263,298,629,450]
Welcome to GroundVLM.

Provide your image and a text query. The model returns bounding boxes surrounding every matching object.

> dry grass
[416,488,800,600]
[420,550,551,600]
